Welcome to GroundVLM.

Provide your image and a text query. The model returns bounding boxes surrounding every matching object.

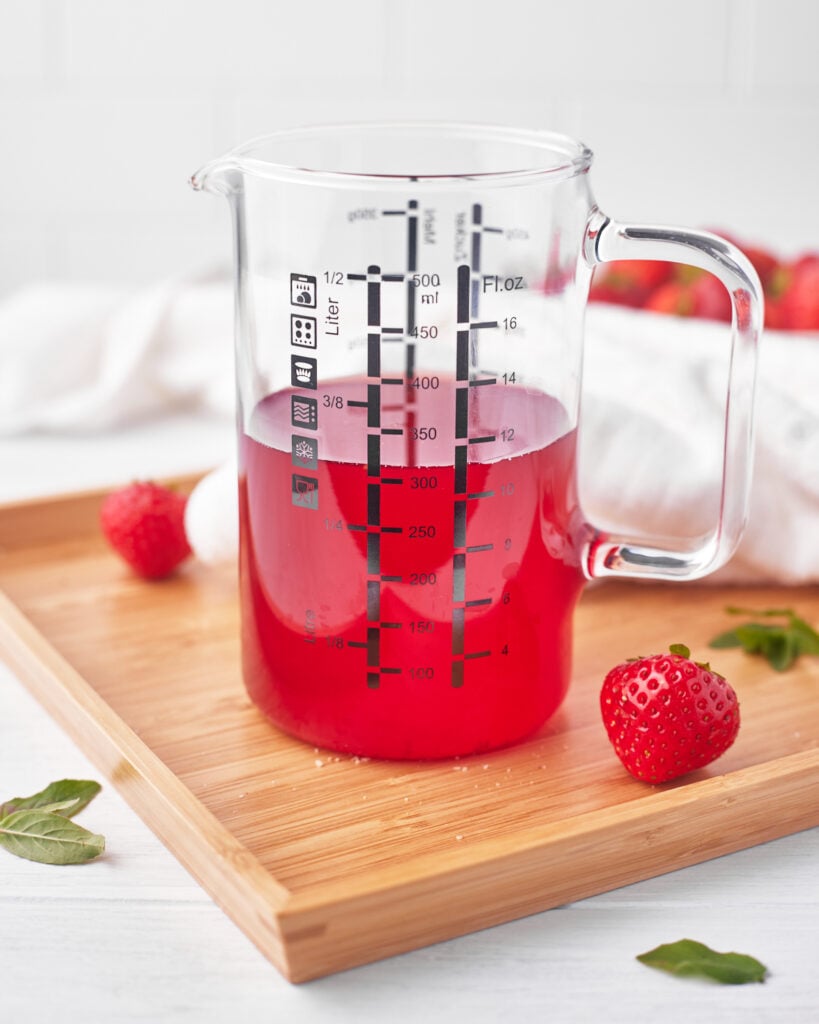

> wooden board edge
[0,588,297,979]
[0,472,207,551]
[278,752,819,981]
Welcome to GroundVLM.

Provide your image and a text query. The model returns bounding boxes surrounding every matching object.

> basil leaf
[0,779,101,820]
[708,629,742,649]
[710,607,819,671]
[0,809,105,865]
[637,939,767,984]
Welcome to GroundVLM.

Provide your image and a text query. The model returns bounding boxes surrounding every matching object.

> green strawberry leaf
[637,939,767,984]
[0,779,101,820]
[0,809,105,865]
[709,608,819,672]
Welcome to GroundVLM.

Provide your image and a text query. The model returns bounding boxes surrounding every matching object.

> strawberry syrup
[238,376,587,758]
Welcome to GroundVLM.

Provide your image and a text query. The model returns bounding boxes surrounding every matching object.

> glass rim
[191,121,594,192]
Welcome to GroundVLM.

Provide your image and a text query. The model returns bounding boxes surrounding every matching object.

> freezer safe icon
[292,474,318,510]
[291,395,318,430]
[291,355,317,389]
[291,313,317,349]
[291,435,318,469]
[290,273,317,308]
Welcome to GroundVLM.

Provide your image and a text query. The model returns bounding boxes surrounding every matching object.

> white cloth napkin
[1,281,817,583]
[0,276,234,433]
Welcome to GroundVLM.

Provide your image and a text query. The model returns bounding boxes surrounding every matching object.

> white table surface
[2,414,818,1023]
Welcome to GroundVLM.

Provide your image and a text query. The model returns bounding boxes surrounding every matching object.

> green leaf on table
[709,607,819,671]
[637,939,767,984]
[0,809,105,864]
[0,779,101,820]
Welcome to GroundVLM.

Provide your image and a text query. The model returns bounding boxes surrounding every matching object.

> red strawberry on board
[600,644,740,784]
[100,481,192,580]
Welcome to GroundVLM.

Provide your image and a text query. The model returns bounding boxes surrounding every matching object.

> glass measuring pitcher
[191,123,760,759]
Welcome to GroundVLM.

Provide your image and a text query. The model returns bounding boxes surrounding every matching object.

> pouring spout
[189,157,242,196]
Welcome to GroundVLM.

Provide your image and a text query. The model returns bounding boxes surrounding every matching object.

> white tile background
[1,0,818,294]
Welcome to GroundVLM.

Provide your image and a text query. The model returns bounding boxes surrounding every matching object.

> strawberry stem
[668,643,691,659]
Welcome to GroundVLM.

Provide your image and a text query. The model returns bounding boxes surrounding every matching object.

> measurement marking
[380,667,402,675]
[382,477,403,485]
[382,327,404,334]
[467,490,494,500]
[468,435,496,445]
[368,333,380,377]
[367,484,380,526]
[457,264,470,324]
[381,622,403,629]
[347,524,366,532]
[453,501,466,547]
[367,533,380,573]
[456,330,469,381]
[465,650,491,660]
[367,627,380,666]
[455,388,469,437]
[382,210,406,216]
[381,574,402,582]
[471,320,498,330]
[368,434,380,477]
[347,273,366,281]
[407,200,418,272]
[471,203,482,272]
[483,226,503,233]
[367,580,380,620]
[348,640,367,648]
[347,399,368,408]
[469,377,497,387]
[454,446,467,493]
[381,427,403,435]
[382,377,404,385]
[406,341,416,381]
[452,607,465,655]
[451,663,464,688]
[466,543,494,553]
[367,266,380,326]
[382,273,405,282]
[367,384,380,428]
[452,554,466,602]
[465,598,492,608]
[382,526,403,534]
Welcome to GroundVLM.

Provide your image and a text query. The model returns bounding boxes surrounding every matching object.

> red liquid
[239,376,587,759]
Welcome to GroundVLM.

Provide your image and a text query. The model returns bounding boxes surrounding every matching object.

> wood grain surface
[1,483,818,982]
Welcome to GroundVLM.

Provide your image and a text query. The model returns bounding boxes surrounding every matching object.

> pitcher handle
[581,213,763,581]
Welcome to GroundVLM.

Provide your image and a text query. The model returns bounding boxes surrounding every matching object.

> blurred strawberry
[643,282,696,317]
[101,481,192,580]
[779,254,819,330]
[690,273,732,322]
[764,296,786,330]
[590,259,672,307]
[742,244,779,291]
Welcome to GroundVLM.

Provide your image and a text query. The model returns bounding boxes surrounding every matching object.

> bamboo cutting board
[1,482,818,983]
